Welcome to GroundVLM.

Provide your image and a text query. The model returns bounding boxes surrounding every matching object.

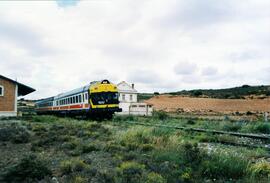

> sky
[0,0,269,99]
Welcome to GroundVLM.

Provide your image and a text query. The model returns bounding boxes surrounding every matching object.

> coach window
[73,96,75,103]
[79,95,81,103]
[75,96,78,103]
[82,94,85,102]
[0,85,4,96]
[85,93,88,100]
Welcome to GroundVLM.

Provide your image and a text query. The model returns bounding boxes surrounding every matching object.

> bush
[117,161,145,183]
[60,158,90,175]
[2,154,51,182]
[181,143,203,166]
[187,119,196,125]
[113,115,136,122]
[80,143,99,153]
[222,122,242,132]
[31,115,59,123]
[61,138,80,150]
[253,123,270,134]
[145,172,166,183]
[117,127,152,149]
[249,160,270,179]
[153,111,169,120]
[201,151,249,180]
[72,175,88,183]
[0,125,30,143]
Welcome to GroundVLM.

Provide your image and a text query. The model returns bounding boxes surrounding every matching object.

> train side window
[82,94,84,102]
[85,93,88,100]
[76,96,78,103]
[79,95,81,103]
[73,96,75,103]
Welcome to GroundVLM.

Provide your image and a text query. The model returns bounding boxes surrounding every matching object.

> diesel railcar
[35,80,121,119]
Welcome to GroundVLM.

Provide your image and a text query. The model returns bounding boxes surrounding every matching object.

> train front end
[88,80,121,118]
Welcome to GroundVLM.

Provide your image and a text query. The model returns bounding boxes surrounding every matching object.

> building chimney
[131,83,134,89]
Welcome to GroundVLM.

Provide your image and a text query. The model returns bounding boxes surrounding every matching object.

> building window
[130,94,133,101]
[0,85,4,96]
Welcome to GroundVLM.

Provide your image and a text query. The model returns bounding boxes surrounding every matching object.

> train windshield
[91,92,119,105]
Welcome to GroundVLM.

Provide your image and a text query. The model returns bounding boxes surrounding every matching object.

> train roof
[35,97,54,104]
[36,80,113,103]
[54,84,90,99]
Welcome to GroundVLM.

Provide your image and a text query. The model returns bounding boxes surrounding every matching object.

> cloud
[155,0,233,29]
[127,70,161,84]
[201,67,218,76]
[174,61,197,75]
[0,19,55,57]
[0,0,269,99]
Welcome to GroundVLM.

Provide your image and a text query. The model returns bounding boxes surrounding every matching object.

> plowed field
[146,95,270,114]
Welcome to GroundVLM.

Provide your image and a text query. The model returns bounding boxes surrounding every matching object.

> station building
[0,75,35,117]
[117,81,153,116]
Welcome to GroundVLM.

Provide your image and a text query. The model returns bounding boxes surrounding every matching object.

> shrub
[73,175,88,183]
[201,151,249,180]
[60,158,90,175]
[61,139,80,150]
[153,111,169,120]
[117,127,152,149]
[181,142,203,166]
[95,169,116,183]
[117,161,145,183]
[193,91,203,97]
[2,154,51,182]
[249,160,270,178]
[31,115,59,123]
[145,172,166,183]
[222,122,242,132]
[80,143,99,153]
[0,125,30,143]
[113,115,136,122]
[187,119,196,125]
[253,123,270,134]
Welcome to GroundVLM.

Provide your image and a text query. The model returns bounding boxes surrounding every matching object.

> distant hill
[138,85,270,100]
[167,85,270,99]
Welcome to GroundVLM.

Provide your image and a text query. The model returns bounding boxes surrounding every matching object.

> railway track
[113,121,270,150]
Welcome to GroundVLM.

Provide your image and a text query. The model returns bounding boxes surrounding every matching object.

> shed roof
[0,75,35,96]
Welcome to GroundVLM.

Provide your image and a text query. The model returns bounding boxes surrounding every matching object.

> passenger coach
[36,80,121,119]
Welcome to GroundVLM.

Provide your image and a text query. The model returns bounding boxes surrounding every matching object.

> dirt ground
[146,95,270,115]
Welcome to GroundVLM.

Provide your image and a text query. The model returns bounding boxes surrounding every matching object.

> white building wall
[0,111,17,117]
[117,81,152,116]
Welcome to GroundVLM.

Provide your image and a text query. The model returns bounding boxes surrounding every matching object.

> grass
[0,115,269,182]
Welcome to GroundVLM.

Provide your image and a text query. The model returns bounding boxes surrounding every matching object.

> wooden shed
[0,75,35,117]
